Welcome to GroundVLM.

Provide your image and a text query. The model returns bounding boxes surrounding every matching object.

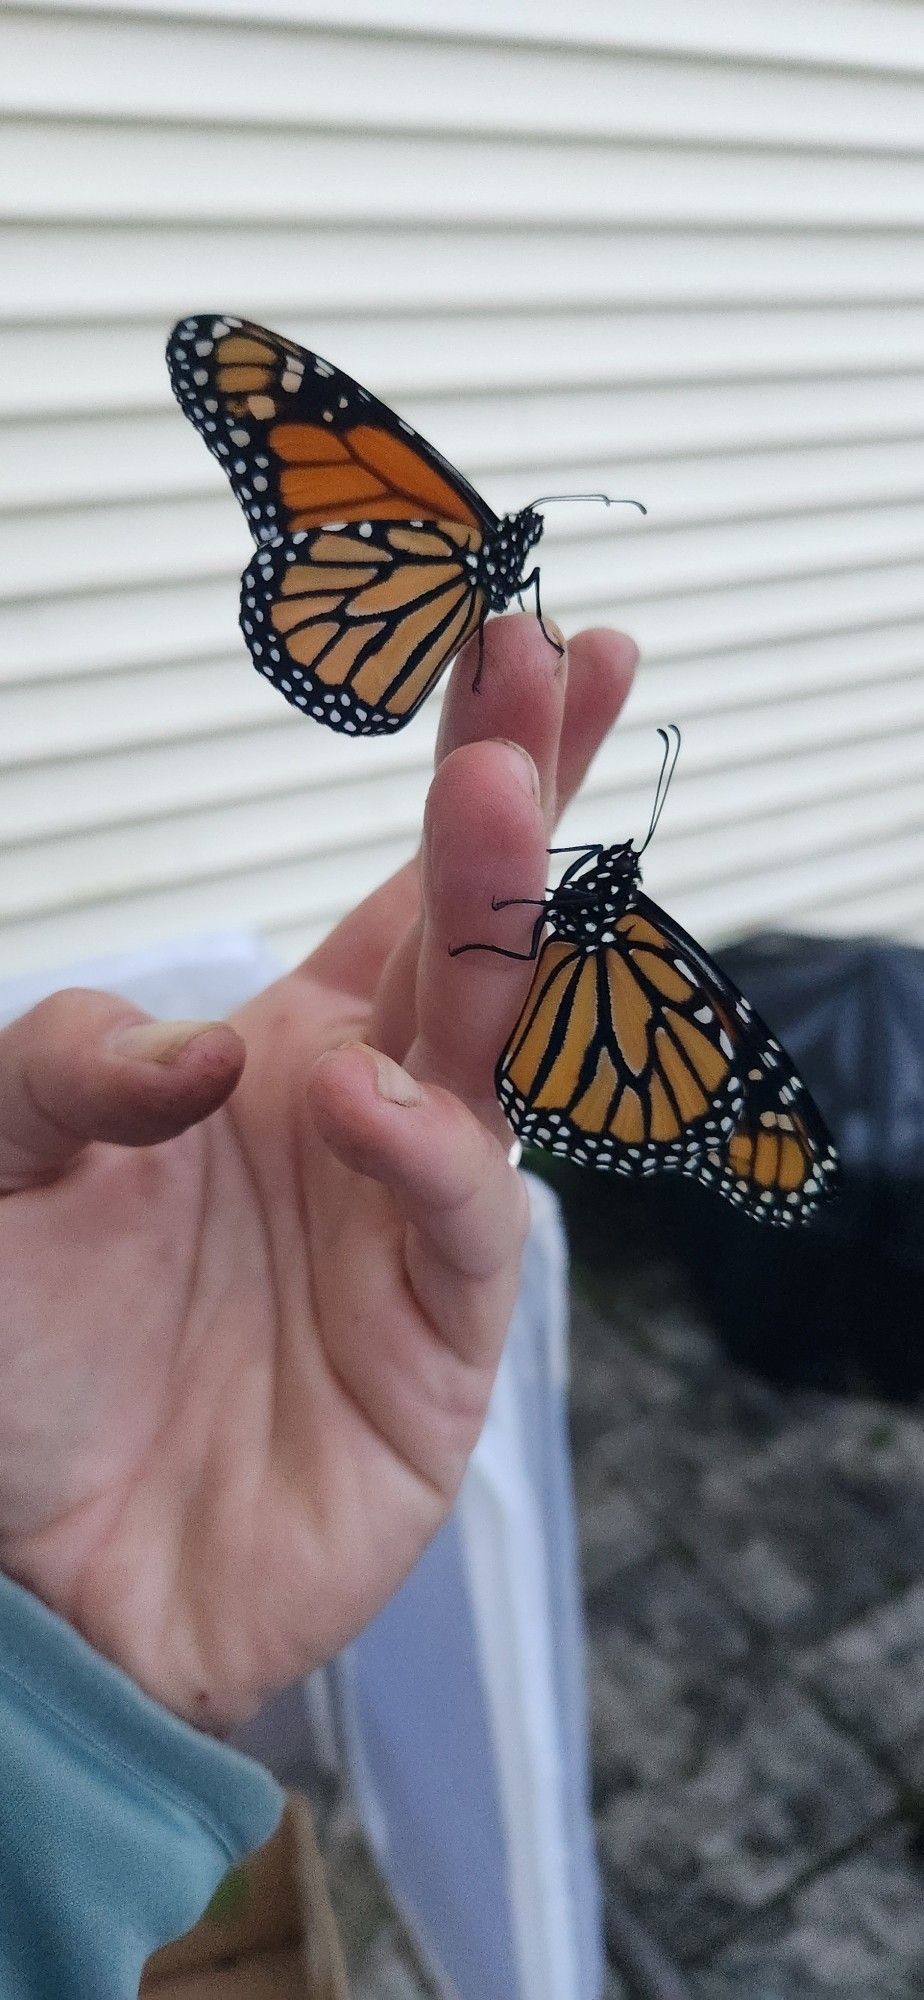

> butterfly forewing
[495,879,838,1225]
[242,522,486,734]
[167,315,496,544]
[497,903,746,1176]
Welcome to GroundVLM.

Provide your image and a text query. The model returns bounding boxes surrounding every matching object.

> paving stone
[693,1825,924,1999]
[595,1680,891,1963]
[800,1581,924,1789]
[596,1365,792,1537]
[587,1556,753,1797]
[568,1288,687,1467]
[580,1483,663,1598]
[682,1401,924,1647]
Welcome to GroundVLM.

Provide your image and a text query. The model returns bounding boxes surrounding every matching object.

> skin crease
[0,615,636,1732]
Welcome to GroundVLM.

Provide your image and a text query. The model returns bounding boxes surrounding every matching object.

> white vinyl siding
[2,0,923,979]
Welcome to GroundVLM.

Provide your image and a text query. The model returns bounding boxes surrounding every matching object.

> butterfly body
[457,836,839,1226]
[167,314,548,733]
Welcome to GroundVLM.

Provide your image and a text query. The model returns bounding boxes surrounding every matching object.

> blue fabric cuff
[0,1570,284,2000]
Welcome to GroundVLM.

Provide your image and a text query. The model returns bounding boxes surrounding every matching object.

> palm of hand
[0,620,633,1727]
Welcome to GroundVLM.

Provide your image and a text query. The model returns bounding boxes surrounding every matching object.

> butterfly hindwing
[241,522,486,734]
[167,314,496,544]
[696,1002,840,1225]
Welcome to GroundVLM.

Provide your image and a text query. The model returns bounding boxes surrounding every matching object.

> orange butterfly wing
[495,888,838,1225]
[167,316,493,542]
[241,522,486,735]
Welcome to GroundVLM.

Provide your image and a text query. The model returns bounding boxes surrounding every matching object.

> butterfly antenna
[526,491,647,515]
[639,724,682,854]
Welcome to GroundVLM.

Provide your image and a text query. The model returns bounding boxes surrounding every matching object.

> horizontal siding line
[11,0,924,85]
[10,201,924,233]
[9,105,924,165]
[8,215,924,241]
[11,291,924,334]
[8,295,924,335]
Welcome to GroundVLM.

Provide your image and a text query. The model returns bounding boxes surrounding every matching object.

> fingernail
[497,739,541,803]
[365,1046,424,1107]
[112,1019,219,1066]
[544,618,566,653]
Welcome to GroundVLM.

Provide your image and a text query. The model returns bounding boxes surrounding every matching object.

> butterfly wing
[496,887,839,1224]
[241,522,486,734]
[495,902,747,1175]
[628,894,840,1222]
[167,314,498,544]
[696,1010,840,1225]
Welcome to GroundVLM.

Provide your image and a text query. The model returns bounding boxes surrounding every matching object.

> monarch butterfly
[451,730,839,1226]
[166,315,641,736]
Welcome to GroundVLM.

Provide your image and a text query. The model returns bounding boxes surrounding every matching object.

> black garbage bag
[649,932,924,1403]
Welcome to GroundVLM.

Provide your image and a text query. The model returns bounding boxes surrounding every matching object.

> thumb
[0,988,245,1193]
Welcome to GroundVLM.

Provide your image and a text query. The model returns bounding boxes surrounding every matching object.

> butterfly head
[547,842,641,942]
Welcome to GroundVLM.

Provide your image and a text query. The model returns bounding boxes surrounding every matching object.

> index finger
[408,737,548,1128]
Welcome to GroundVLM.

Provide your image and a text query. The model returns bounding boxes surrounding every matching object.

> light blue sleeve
[0,1570,284,2000]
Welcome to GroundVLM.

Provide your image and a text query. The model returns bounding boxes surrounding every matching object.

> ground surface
[324,1227,924,1999]
[571,1239,924,2000]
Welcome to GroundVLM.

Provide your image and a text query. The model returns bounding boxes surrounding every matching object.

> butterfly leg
[521,568,564,657]
[448,908,548,962]
[472,616,487,693]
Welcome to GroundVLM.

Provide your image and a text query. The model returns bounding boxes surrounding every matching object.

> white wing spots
[194,339,212,357]
[313,358,335,378]
[674,959,694,980]
[719,1030,734,1058]
[358,523,373,538]
[229,428,250,446]
[694,1005,713,1024]
[211,319,234,337]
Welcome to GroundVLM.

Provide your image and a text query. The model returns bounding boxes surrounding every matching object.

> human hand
[0,615,635,1729]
